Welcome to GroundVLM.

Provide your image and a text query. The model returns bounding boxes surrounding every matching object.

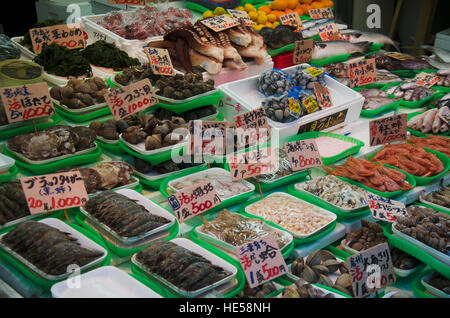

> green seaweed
[81,41,140,71]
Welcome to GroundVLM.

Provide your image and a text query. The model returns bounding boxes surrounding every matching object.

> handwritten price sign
[236,234,287,288]
[107,0,146,5]
[318,23,342,41]
[369,113,407,146]
[279,12,303,31]
[145,47,175,76]
[313,83,333,108]
[384,52,413,61]
[105,78,158,120]
[346,243,396,298]
[0,82,55,124]
[293,39,314,64]
[167,180,222,223]
[227,148,279,181]
[234,107,270,146]
[228,9,254,26]
[284,139,323,171]
[309,8,334,19]
[411,72,440,88]
[366,193,408,223]
[187,120,229,155]
[20,171,88,214]
[201,15,239,32]
[30,23,86,54]
[348,59,377,88]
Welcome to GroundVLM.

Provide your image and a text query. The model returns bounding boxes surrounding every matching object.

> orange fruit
[295,7,304,16]
[258,5,272,14]
[271,10,285,19]
[287,0,298,9]
[270,0,289,11]
[284,8,294,13]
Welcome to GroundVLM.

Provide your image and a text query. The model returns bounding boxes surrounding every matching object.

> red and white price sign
[228,9,254,26]
[227,148,279,181]
[309,8,334,19]
[411,72,440,88]
[104,78,158,120]
[29,23,86,54]
[187,120,229,155]
[284,139,323,171]
[365,193,408,223]
[313,82,333,108]
[318,23,342,41]
[201,15,239,32]
[369,113,407,146]
[279,12,303,31]
[167,180,222,223]
[0,82,55,123]
[348,58,377,88]
[107,0,146,5]
[20,171,89,215]
[384,52,413,61]
[236,234,288,288]
[346,243,396,298]
[234,107,270,146]
[145,47,175,76]
[293,39,314,64]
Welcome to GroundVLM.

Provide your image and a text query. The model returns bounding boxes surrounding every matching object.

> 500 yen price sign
[20,171,88,214]
[167,180,222,223]
[366,193,408,223]
[284,139,323,171]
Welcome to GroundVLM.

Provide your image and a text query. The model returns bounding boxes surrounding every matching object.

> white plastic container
[218,64,364,144]
[0,154,15,173]
[119,134,188,156]
[421,273,450,298]
[11,37,36,60]
[51,266,162,298]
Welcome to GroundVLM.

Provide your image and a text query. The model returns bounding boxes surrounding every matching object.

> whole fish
[421,55,450,70]
[301,21,348,38]
[341,29,400,51]
[422,45,450,63]
[312,41,372,60]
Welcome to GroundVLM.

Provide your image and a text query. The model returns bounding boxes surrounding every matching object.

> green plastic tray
[352,86,400,118]
[412,268,438,298]
[131,237,245,298]
[95,138,125,155]
[383,82,439,109]
[238,197,337,247]
[407,111,450,137]
[0,210,64,235]
[0,113,61,141]
[54,104,111,123]
[3,146,103,175]
[273,283,351,298]
[0,165,18,182]
[310,53,352,67]
[251,170,309,192]
[156,91,223,114]
[286,131,365,165]
[118,139,182,166]
[368,147,450,186]
[0,220,110,290]
[286,184,370,222]
[382,203,450,279]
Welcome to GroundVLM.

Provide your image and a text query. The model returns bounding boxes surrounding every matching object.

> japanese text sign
[304,66,324,78]
[279,12,303,32]
[20,171,88,215]
[293,39,314,64]
[297,109,348,134]
[318,23,342,41]
[234,107,270,146]
[104,79,158,120]
[167,180,221,223]
[284,139,323,171]
[309,8,334,19]
[369,113,407,146]
[187,120,229,155]
[29,23,86,54]
[365,193,408,223]
[411,72,440,88]
[0,82,55,123]
[201,15,239,32]
[227,148,279,181]
[107,0,146,5]
[384,52,413,61]
[228,9,254,27]
[346,243,396,298]
[348,59,377,88]
[145,47,175,76]
[313,82,333,108]
[236,234,287,288]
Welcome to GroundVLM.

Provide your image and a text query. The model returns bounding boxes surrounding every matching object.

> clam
[291,257,304,276]
[322,259,341,273]
[333,284,353,297]
[306,250,322,266]
[301,265,318,283]
[335,273,352,289]
[312,265,329,276]
[317,274,333,287]
[282,285,300,298]
[339,262,349,274]
[320,250,337,262]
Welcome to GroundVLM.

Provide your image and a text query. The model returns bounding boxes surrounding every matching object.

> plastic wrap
[0,35,20,62]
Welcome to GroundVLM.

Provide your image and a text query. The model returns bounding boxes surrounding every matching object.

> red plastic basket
[272,51,296,69]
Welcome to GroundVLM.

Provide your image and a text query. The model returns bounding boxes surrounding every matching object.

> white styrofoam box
[218,65,364,144]
[36,0,93,22]
[435,28,450,52]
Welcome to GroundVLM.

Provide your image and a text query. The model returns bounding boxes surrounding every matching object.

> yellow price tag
[302,96,319,113]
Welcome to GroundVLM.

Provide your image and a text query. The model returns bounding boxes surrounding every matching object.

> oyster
[21,132,61,160]
[70,126,97,150]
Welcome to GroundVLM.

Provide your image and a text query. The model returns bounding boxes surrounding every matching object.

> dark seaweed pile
[81,41,140,71]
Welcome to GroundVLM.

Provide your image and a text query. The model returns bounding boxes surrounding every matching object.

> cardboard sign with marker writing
[227,148,279,181]
[234,107,270,145]
[284,139,323,171]
[201,15,238,32]
[30,23,86,54]
[309,8,334,19]
[369,113,407,146]
[145,47,175,76]
[236,234,288,288]
[313,82,333,108]
[346,243,396,298]
[279,12,303,31]
[318,23,342,41]
[228,9,254,26]
[167,180,221,223]
[107,0,146,5]
[384,52,413,61]
[187,120,229,155]
[411,72,440,88]
[365,193,408,223]
[105,78,158,120]
[293,39,314,64]
[20,171,88,215]
[0,82,55,123]
[348,59,377,88]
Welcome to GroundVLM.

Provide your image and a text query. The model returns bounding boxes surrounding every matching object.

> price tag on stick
[187,120,229,156]
[228,9,254,26]
[145,47,175,76]
[365,193,408,223]
[318,23,342,41]
[280,12,303,31]
[234,107,270,146]
[20,171,89,215]
[384,52,413,61]
[167,180,221,223]
[313,82,333,108]
[105,78,158,120]
[411,72,440,88]
[227,148,279,181]
[369,113,407,146]
[107,0,146,5]
[284,139,323,172]
[201,15,239,32]
[346,243,396,298]
[348,59,377,88]
[293,39,314,64]
[309,8,334,19]
[30,23,86,54]
[0,82,55,124]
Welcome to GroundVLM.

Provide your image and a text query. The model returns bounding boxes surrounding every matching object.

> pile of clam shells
[257,69,293,97]
[290,64,326,93]
[281,278,337,298]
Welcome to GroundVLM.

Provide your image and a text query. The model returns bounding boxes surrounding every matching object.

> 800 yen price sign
[167,180,222,223]
[20,171,88,214]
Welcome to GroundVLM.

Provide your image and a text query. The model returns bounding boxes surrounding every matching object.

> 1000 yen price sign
[145,47,175,76]
[29,23,86,54]
[369,113,407,146]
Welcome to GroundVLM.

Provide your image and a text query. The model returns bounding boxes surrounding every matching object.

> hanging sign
[29,23,86,54]
[369,113,407,146]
